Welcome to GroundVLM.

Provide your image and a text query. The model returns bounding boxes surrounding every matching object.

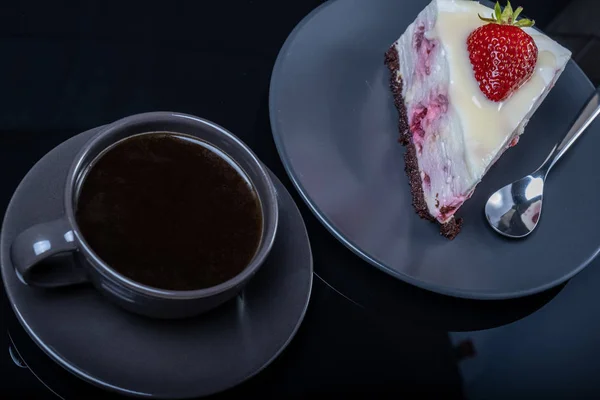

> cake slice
[385,0,571,239]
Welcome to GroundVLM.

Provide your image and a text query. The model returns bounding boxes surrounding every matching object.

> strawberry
[467,1,538,102]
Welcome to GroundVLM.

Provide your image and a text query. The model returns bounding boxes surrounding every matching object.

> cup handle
[10,218,89,288]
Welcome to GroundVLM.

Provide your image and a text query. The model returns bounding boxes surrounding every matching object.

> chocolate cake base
[384,47,462,240]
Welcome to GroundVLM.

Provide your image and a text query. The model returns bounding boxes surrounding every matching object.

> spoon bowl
[485,172,545,238]
[485,86,600,239]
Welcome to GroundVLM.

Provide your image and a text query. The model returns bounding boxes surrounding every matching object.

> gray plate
[0,128,313,399]
[269,0,600,299]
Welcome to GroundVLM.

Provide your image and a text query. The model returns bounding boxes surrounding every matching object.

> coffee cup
[10,112,279,319]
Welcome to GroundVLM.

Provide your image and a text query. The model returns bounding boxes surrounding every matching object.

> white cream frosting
[392,0,571,222]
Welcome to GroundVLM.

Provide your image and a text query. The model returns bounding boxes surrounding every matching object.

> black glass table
[1,0,598,398]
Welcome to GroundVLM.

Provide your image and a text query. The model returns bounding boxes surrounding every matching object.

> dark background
[2,0,599,398]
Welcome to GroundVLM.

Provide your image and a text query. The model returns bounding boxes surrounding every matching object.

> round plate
[269,0,600,299]
[1,128,313,399]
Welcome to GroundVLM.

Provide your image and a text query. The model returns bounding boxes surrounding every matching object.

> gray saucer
[269,0,600,299]
[0,127,313,398]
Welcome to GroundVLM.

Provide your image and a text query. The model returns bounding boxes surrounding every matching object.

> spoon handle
[539,86,600,175]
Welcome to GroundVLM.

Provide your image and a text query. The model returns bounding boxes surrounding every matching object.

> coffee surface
[76,132,263,291]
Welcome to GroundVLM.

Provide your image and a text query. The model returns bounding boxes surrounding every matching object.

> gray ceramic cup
[10,112,279,319]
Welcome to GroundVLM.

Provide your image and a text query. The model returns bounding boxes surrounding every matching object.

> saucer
[0,127,313,398]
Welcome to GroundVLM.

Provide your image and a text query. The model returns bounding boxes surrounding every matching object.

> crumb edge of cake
[384,46,463,240]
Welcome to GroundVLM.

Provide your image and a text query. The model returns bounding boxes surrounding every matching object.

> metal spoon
[485,86,600,238]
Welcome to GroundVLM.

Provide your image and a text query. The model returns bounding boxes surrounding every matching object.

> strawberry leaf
[501,1,514,23]
[478,14,498,23]
[480,2,535,28]
[515,18,535,27]
[494,2,502,22]
[512,6,523,22]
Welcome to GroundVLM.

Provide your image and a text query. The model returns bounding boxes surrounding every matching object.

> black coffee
[75,132,263,291]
